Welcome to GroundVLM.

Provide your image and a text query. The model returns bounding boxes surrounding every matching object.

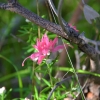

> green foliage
[0,0,100,100]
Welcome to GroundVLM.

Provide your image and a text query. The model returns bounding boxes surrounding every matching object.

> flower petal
[52,45,64,52]
[52,37,58,47]
[30,52,40,61]
[69,23,79,32]
[37,55,45,64]
[42,34,49,44]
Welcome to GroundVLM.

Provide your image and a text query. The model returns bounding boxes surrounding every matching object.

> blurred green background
[0,0,100,99]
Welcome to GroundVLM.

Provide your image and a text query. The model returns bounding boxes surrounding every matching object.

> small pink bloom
[69,23,79,32]
[22,34,64,66]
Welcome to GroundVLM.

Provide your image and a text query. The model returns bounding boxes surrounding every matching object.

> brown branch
[0,0,97,61]
[58,0,88,66]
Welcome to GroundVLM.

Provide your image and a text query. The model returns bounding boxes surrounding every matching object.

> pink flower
[69,23,79,32]
[22,34,64,66]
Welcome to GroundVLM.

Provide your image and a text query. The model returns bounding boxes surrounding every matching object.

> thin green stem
[0,55,23,98]
[57,0,86,99]
[36,0,41,39]
[46,63,55,99]
[62,39,86,100]
[47,64,53,86]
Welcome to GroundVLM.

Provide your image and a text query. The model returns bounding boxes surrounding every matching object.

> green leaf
[77,69,100,77]
[34,86,38,99]
[34,63,45,71]
[42,78,51,87]
[58,67,74,72]
[40,87,51,93]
